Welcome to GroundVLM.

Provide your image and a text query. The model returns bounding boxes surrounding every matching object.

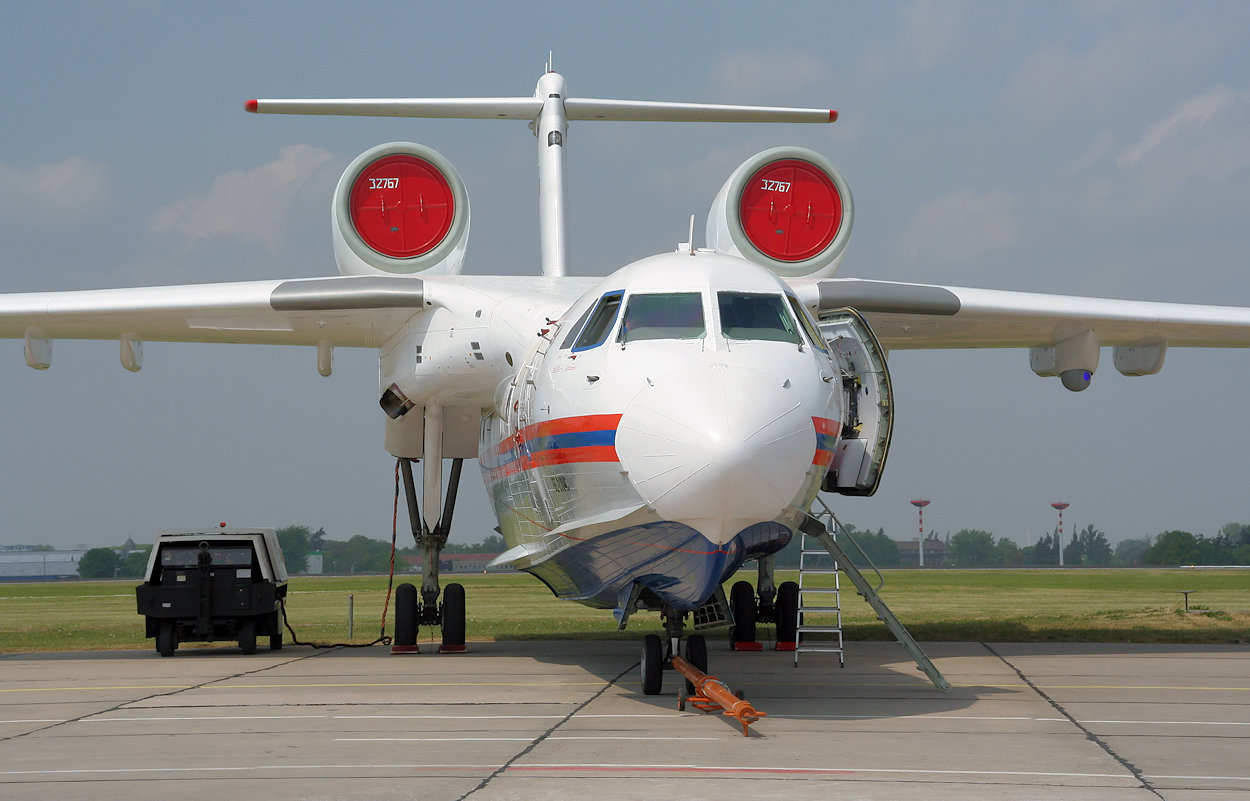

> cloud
[708,50,832,102]
[0,156,111,225]
[1002,14,1228,122]
[897,189,1020,267]
[1118,86,1235,167]
[148,144,333,252]
[853,0,970,79]
[897,0,967,71]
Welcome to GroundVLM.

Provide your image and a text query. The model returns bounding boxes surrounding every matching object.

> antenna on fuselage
[245,68,837,278]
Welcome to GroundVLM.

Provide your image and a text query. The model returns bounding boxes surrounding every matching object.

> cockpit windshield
[618,293,705,343]
[717,292,801,344]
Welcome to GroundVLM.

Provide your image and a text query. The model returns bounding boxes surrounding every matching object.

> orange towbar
[670,654,767,736]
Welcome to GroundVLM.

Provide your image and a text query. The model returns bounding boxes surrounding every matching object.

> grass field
[1,568,1246,653]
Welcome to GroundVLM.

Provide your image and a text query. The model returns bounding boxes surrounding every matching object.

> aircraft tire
[729,581,756,647]
[156,621,176,657]
[239,618,257,655]
[394,583,419,646]
[684,634,708,694]
[442,583,466,647]
[776,581,800,643]
[641,634,663,695]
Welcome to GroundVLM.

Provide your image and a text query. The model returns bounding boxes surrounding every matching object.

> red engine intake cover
[738,159,843,262]
[349,154,455,258]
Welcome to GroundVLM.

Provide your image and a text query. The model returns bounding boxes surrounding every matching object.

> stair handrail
[811,494,884,592]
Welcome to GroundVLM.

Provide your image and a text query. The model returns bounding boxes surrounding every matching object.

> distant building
[305,552,323,575]
[404,553,514,573]
[894,539,948,568]
[0,548,87,579]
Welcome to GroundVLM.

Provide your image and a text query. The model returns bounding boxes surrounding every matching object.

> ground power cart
[136,528,289,656]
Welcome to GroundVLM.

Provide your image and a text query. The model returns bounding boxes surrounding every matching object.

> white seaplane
[4,65,1250,693]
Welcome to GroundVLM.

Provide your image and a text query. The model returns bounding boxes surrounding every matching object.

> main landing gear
[728,556,799,651]
[391,457,467,654]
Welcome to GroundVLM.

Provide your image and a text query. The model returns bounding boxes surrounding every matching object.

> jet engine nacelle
[332,142,470,276]
[706,146,853,279]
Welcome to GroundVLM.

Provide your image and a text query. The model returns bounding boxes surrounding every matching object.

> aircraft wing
[0,276,427,351]
[796,277,1250,349]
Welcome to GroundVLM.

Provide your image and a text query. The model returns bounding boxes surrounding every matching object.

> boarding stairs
[795,521,846,667]
[797,497,951,692]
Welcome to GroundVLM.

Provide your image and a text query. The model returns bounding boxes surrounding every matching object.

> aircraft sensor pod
[706,146,853,279]
[332,142,470,276]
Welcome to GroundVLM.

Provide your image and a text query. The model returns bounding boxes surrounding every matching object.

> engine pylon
[671,654,767,736]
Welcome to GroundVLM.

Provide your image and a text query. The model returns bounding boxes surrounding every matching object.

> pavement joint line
[508,764,1141,780]
[7,762,1228,782]
[0,680,608,692]
[335,736,716,742]
[982,642,1166,801]
[0,646,331,743]
[86,714,328,721]
[7,679,1245,693]
[453,658,638,800]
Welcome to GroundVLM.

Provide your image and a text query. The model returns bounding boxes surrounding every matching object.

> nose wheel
[640,634,664,695]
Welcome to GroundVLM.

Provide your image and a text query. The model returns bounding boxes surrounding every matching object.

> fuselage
[481,251,841,616]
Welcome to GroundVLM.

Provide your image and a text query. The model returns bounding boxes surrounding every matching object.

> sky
[2,1,1249,550]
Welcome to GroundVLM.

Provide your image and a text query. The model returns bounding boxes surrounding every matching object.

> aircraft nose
[615,366,815,545]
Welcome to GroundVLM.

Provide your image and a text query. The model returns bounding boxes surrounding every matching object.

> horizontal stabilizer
[564,98,836,123]
[247,97,835,124]
[246,97,543,119]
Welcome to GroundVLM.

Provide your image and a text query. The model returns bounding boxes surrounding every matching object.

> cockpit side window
[717,292,801,344]
[786,294,828,352]
[618,293,706,343]
[559,301,597,349]
[571,291,624,351]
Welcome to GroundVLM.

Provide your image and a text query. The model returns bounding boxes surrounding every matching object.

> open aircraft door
[819,309,894,496]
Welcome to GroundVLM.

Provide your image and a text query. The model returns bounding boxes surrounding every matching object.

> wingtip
[244,99,258,113]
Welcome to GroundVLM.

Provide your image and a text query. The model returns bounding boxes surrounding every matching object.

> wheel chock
[671,654,766,736]
[775,641,797,652]
[731,641,763,651]
[437,644,467,653]
[390,644,420,654]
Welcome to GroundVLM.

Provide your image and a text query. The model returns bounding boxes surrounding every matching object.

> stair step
[798,605,841,613]
[797,625,845,633]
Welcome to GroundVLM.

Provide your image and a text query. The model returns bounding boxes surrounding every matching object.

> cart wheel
[156,621,176,658]
[238,619,257,655]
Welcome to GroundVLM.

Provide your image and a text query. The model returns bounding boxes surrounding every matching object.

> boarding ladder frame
[795,505,846,667]
[797,496,951,692]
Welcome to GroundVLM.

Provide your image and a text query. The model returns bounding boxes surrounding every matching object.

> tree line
[772,522,1250,569]
[273,525,506,576]
[74,526,508,579]
[74,521,1250,578]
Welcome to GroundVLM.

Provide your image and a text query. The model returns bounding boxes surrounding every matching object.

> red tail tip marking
[828,109,839,122]
[245,99,258,113]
